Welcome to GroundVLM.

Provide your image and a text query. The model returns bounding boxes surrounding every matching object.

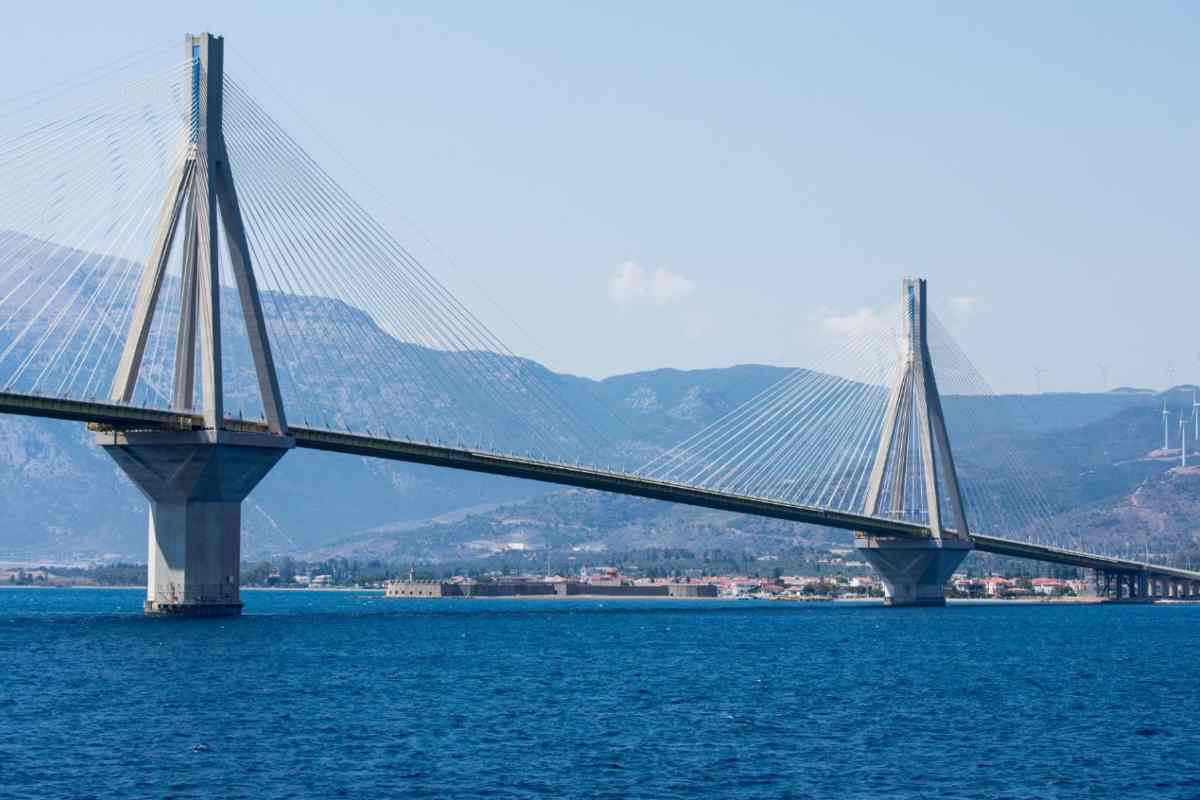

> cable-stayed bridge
[0,33,1196,614]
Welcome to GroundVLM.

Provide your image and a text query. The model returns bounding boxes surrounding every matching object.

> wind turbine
[1097,362,1111,391]
[1033,364,1047,394]
[1193,392,1199,440]
[1162,401,1170,451]
[1180,413,1189,467]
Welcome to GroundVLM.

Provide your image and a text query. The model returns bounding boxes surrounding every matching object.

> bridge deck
[5,391,1198,583]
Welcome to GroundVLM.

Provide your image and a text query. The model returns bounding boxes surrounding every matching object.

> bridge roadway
[5,391,1200,584]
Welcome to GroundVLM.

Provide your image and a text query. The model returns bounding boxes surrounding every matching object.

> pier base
[98,429,292,617]
[856,536,972,607]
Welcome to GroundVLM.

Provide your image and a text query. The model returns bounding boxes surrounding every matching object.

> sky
[2,1,1198,393]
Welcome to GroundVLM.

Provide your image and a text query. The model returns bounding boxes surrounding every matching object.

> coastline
[3,586,1195,604]
[947,596,1101,604]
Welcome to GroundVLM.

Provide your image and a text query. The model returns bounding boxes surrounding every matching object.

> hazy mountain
[0,231,1188,563]
[1,367,1175,563]
[0,361,799,561]
[300,387,1197,563]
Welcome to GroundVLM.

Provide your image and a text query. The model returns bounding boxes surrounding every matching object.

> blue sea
[1,590,1198,799]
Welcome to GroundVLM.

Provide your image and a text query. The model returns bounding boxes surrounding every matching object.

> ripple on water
[1,590,1198,799]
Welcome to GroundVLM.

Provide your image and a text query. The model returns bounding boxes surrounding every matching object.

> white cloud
[815,306,881,336]
[609,261,696,308]
[949,295,978,321]
[793,305,903,384]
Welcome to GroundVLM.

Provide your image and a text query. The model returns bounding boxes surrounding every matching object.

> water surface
[1,589,1197,799]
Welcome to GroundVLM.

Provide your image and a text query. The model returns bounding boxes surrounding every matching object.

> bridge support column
[98,429,292,617]
[856,279,974,608]
[856,536,972,607]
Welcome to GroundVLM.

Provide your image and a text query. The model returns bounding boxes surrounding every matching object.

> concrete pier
[856,536,972,607]
[99,429,292,616]
[1095,568,1160,603]
[855,280,975,607]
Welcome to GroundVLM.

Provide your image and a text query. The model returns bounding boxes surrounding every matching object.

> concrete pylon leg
[98,429,292,616]
[856,536,972,607]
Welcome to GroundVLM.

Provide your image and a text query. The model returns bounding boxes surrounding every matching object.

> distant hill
[1,363,800,561]
[1049,466,1200,558]
[2,361,1174,563]
[305,388,1198,564]
[0,231,1187,563]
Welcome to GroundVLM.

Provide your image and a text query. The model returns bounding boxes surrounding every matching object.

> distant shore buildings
[385,572,718,599]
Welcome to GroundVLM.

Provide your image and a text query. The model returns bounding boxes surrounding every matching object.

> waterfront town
[379,566,1092,601]
[3,561,1093,601]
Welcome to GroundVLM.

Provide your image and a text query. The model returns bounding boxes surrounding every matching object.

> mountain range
[1,369,1193,564]
[0,231,1195,564]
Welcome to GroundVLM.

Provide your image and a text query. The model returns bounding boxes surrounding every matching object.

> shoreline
[947,596,1101,604]
[0,585,386,592]
[2,586,1196,605]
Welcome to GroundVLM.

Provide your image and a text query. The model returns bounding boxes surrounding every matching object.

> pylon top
[862,278,971,541]
[184,33,224,148]
[110,32,286,435]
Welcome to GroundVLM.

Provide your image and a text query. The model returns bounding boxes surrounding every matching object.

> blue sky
[2,2,1198,392]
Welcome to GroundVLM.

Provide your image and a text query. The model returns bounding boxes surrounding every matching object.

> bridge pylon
[96,34,292,617]
[856,278,973,606]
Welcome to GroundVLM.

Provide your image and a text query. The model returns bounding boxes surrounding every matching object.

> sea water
[1,589,1197,799]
